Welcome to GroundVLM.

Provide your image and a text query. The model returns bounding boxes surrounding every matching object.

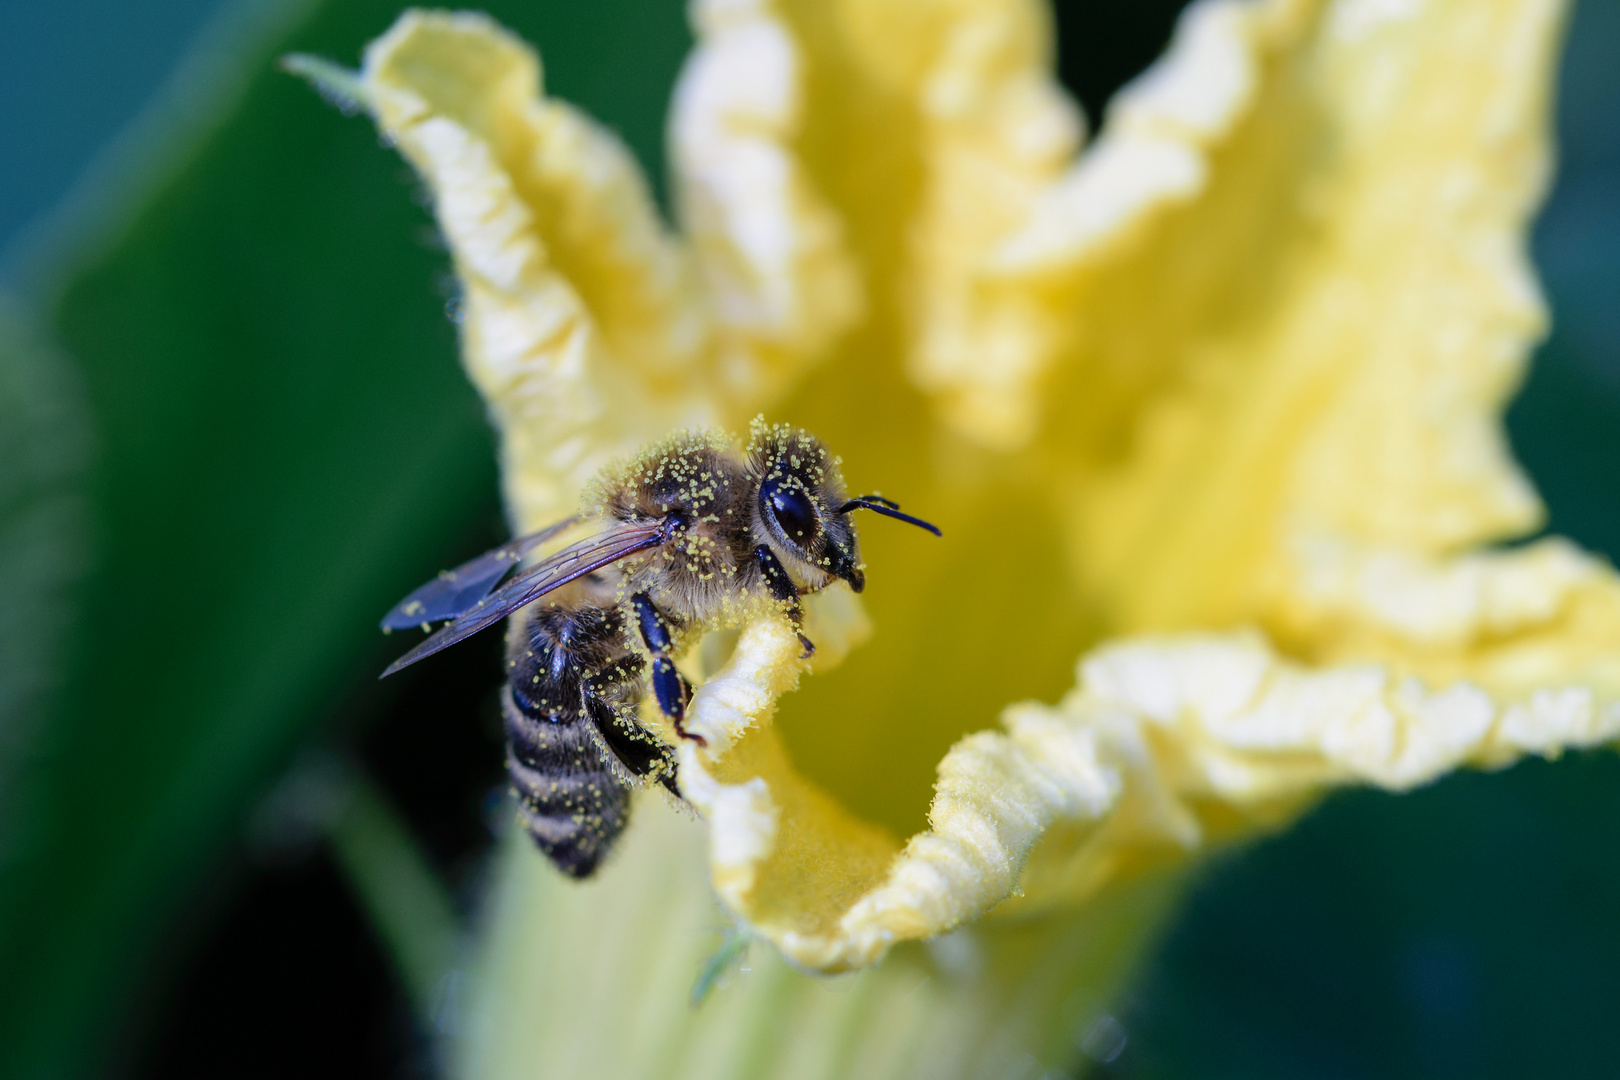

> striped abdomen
[502,602,675,878]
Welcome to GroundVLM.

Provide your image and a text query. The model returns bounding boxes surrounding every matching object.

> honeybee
[381,422,940,877]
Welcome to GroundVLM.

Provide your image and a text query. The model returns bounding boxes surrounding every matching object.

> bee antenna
[837,496,942,536]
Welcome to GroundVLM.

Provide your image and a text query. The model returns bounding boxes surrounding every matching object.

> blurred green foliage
[0,0,688,1076]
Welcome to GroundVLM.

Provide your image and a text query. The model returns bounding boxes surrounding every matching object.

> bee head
[750,423,866,593]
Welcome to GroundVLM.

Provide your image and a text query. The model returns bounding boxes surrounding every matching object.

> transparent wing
[380,519,670,678]
[380,516,582,631]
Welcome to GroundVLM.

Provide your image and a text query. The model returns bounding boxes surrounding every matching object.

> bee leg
[631,593,706,746]
[753,545,815,658]
[658,768,682,798]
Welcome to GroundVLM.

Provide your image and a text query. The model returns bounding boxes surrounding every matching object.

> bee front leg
[753,545,815,659]
[630,593,706,746]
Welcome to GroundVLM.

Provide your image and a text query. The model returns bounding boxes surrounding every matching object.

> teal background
[1,1,1617,1077]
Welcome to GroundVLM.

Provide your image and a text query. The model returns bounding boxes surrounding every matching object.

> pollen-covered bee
[380,422,940,878]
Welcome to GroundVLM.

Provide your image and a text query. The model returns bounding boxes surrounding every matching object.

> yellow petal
[844,0,1084,444]
[718,0,1083,446]
[684,620,1620,969]
[909,0,1308,447]
[360,10,709,528]
[1274,536,1620,720]
[1010,629,1620,908]
[985,0,1565,632]
[720,0,1104,838]
[361,9,874,528]
[673,0,864,406]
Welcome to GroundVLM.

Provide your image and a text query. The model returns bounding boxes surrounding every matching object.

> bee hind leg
[630,592,705,746]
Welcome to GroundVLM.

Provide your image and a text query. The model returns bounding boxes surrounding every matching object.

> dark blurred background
[2,1,1618,1078]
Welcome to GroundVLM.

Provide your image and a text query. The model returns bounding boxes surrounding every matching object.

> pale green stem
[457,798,1185,1080]
[326,768,463,1025]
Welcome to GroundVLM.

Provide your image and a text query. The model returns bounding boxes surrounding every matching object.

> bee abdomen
[502,684,629,878]
[506,756,628,879]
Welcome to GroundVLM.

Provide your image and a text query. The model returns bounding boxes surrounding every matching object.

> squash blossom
[297,0,1618,1075]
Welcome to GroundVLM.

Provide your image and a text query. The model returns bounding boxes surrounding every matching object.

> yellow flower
[299,0,1616,1072]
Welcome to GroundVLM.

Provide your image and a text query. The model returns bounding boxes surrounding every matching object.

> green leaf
[0,294,93,865]
[0,0,690,1075]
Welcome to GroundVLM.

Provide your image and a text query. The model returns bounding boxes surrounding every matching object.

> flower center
[769,349,1098,837]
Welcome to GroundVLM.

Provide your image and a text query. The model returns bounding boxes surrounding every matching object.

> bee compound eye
[765,482,819,545]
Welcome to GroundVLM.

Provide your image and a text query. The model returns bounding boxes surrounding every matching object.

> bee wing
[380,519,669,677]
[380,516,582,631]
